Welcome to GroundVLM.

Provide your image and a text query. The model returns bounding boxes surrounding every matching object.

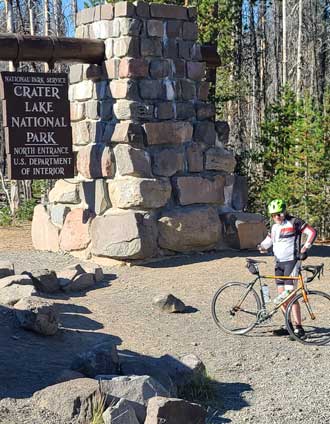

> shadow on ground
[0,301,251,423]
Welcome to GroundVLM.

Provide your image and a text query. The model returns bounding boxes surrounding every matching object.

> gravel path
[1,245,330,423]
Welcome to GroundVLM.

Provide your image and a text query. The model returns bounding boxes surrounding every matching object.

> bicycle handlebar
[301,264,324,283]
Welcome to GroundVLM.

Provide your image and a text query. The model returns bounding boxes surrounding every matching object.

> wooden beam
[0,33,105,64]
[0,33,220,68]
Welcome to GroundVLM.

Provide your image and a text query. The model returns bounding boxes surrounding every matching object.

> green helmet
[268,199,286,215]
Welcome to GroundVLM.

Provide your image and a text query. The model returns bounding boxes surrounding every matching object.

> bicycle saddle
[246,258,267,264]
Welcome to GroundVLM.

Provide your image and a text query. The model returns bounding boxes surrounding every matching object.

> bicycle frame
[242,270,311,324]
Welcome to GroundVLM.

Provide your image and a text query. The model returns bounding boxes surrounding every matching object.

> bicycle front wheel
[211,282,261,335]
[285,290,330,345]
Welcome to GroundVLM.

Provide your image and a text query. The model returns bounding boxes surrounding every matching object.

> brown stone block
[76,144,114,179]
[119,57,149,78]
[167,21,182,38]
[115,1,135,17]
[150,3,188,20]
[197,81,210,100]
[114,144,151,177]
[157,102,174,120]
[141,38,162,57]
[108,177,171,209]
[144,122,193,145]
[101,3,114,20]
[178,40,193,60]
[174,175,225,206]
[180,79,196,100]
[158,207,221,253]
[91,210,158,259]
[187,61,206,80]
[102,58,120,79]
[134,0,149,17]
[163,39,178,59]
[176,102,195,120]
[186,143,204,172]
[59,209,93,252]
[172,59,185,78]
[196,102,215,120]
[147,19,164,37]
[152,148,184,177]
[194,121,216,145]
[150,60,171,79]
[205,147,236,173]
[182,22,198,40]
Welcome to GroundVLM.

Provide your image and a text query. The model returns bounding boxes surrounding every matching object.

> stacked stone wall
[32,1,267,261]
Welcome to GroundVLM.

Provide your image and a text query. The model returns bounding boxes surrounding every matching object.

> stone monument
[31,1,267,262]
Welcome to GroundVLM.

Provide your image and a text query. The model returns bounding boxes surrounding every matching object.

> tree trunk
[282,0,287,86]
[296,0,303,100]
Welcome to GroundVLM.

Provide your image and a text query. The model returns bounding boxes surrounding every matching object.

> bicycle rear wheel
[211,282,261,335]
[285,290,330,345]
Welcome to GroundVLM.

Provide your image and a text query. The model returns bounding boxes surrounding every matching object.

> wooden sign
[0,71,74,180]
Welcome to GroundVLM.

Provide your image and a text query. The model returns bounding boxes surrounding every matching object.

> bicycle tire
[211,282,261,335]
[285,290,330,345]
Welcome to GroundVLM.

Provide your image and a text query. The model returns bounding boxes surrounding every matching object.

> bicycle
[211,258,330,345]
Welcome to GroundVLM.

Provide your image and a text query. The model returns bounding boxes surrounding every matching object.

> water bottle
[273,289,291,305]
[262,284,270,303]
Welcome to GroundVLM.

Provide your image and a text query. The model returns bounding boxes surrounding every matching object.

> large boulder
[0,284,37,306]
[59,208,94,252]
[91,210,158,260]
[158,206,222,252]
[14,296,59,335]
[48,179,80,204]
[71,342,119,378]
[103,398,140,424]
[33,378,100,423]
[221,212,267,249]
[144,397,207,424]
[100,375,169,423]
[0,274,32,290]
[174,175,225,206]
[31,205,60,252]
[118,352,177,397]
[108,177,171,209]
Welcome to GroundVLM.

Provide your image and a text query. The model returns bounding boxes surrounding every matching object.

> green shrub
[0,205,12,226]
[178,371,218,407]
[15,199,37,222]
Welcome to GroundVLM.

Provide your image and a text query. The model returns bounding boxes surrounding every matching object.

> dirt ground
[0,223,34,251]
[1,224,330,423]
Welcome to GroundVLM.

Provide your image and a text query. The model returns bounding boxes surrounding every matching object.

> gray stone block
[150,59,171,79]
[114,144,152,177]
[152,148,184,177]
[113,36,140,57]
[80,179,111,215]
[167,21,182,38]
[139,80,164,100]
[194,121,216,145]
[119,17,142,35]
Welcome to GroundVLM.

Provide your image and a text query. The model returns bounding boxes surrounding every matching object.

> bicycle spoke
[212,282,260,335]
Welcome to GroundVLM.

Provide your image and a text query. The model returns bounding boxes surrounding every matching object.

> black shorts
[275,260,298,286]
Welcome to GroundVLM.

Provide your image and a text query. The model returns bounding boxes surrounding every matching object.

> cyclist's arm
[259,233,273,251]
[300,224,317,253]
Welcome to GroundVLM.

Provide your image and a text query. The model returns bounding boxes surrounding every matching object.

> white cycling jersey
[260,216,317,262]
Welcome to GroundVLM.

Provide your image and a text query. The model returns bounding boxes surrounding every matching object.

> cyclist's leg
[286,261,302,327]
[273,262,291,335]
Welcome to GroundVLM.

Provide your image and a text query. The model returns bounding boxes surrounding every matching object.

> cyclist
[258,199,317,339]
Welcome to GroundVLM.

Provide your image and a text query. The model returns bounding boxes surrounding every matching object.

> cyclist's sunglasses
[271,213,282,217]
